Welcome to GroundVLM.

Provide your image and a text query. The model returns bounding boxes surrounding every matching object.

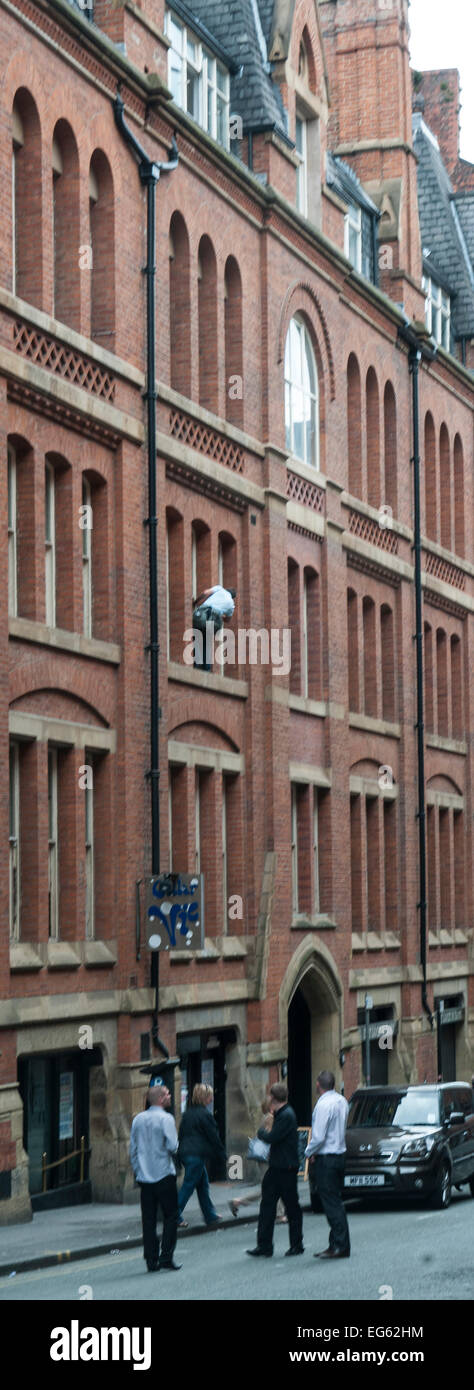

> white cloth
[200,586,235,618]
[305,1089,348,1158]
[130,1106,178,1184]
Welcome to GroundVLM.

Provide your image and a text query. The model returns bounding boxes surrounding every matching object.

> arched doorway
[284,942,342,1126]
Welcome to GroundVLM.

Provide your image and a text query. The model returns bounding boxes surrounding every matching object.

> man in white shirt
[305,1069,350,1259]
[192,585,236,671]
[130,1085,181,1272]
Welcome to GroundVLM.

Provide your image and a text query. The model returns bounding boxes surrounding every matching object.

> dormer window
[166,10,230,148]
[423,274,451,350]
[295,114,308,216]
[345,203,362,273]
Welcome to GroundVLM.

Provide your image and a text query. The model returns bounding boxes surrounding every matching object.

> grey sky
[408,0,474,160]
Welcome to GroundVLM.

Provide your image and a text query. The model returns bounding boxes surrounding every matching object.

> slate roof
[413,112,474,340]
[183,0,288,137]
[454,193,474,273]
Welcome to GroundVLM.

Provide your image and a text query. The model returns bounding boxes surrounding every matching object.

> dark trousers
[314,1154,350,1253]
[139,1175,179,1267]
[257,1167,303,1253]
[192,609,223,671]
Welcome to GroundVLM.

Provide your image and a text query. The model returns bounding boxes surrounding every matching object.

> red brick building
[0,0,472,1220]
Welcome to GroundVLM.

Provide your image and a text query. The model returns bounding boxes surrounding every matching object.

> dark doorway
[18,1050,98,1209]
[439,1025,456,1082]
[288,988,312,1125]
[177,1030,231,1179]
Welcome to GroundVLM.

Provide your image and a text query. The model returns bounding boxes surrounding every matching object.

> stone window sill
[9,939,117,972]
[291,914,337,930]
[169,935,247,963]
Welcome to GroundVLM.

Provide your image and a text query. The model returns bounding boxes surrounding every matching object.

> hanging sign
[145,873,204,951]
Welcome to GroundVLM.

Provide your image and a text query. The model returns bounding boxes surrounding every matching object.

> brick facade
[0,0,472,1221]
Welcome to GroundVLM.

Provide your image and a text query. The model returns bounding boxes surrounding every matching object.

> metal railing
[29,1136,90,1193]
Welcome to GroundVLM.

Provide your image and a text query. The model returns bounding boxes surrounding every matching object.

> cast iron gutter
[398,319,437,1032]
[114,91,178,1056]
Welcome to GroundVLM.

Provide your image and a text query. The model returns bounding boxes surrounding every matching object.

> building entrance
[18,1049,100,1209]
[287,963,340,1128]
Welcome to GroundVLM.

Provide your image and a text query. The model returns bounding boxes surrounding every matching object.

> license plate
[344,1174,385,1187]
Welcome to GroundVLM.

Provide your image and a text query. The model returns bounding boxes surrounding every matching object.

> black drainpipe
[399,322,436,1032]
[114,92,178,1057]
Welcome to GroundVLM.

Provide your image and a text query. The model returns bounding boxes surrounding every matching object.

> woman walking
[177,1083,227,1228]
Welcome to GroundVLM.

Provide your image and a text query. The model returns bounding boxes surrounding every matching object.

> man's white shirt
[305,1089,348,1158]
[130,1106,178,1184]
[201,586,235,618]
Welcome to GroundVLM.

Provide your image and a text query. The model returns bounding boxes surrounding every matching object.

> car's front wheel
[430,1160,452,1210]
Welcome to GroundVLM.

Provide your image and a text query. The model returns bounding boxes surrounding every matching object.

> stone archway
[280,937,343,1124]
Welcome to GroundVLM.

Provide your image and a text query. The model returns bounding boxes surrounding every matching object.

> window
[284,316,319,467]
[295,115,308,216]
[9,743,20,940]
[195,772,201,876]
[345,203,362,273]
[222,777,228,933]
[166,11,230,148]
[82,477,92,638]
[45,462,56,627]
[313,792,319,915]
[12,104,24,297]
[48,749,59,939]
[291,785,298,913]
[85,766,94,940]
[8,445,17,617]
[423,275,450,350]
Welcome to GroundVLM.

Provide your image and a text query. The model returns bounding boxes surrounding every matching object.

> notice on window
[59,1071,74,1141]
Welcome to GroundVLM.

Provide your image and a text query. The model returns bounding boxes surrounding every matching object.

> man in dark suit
[246,1082,304,1258]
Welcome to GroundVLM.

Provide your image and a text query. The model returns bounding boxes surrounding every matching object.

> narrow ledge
[291,915,337,930]
[9,942,43,973]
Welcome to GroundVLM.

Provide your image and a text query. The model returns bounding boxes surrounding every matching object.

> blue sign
[145,873,204,951]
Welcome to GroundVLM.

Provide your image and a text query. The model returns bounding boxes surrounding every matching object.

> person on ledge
[246,1082,304,1258]
[192,584,236,672]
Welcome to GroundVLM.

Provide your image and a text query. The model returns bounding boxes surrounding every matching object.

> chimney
[411,70,461,174]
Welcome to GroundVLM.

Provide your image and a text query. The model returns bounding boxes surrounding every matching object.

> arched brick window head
[12,91,43,307]
[169,212,191,397]
[347,354,362,498]
[89,150,115,348]
[52,120,80,331]
[198,235,218,414]
[224,256,243,429]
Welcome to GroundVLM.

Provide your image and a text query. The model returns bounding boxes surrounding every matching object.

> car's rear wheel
[430,1161,451,1210]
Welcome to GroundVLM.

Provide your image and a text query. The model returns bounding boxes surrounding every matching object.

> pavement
[0,1177,312,1278]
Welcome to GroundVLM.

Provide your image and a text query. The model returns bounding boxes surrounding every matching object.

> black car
[340,1082,474,1209]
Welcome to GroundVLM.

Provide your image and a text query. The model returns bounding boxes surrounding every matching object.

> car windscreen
[347,1092,440,1128]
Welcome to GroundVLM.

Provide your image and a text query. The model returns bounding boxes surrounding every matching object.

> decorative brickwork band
[348,509,399,554]
[286,471,325,512]
[169,408,244,472]
[13,321,116,402]
[424,551,466,591]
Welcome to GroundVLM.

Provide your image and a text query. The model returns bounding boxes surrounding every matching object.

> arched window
[287,558,301,694]
[366,367,380,509]
[424,412,437,541]
[439,424,451,551]
[169,212,191,397]
[303,566,321,701]
[52,121,80,330]
[347,354,362,497]
[380,604,395,722]
[12,91,42,306]
[450,635,462,738]
[424,621,434,733]
[224,256,243,428]
[198,235,218,414]
[166,507,185,662]
[436,628,448,736]
[45,454,74,630]
[453,434,464,558]
[89,150,115,348]
[383,381,397,514]
[191,519,211,609]
[82,470,109,641]
[347,588,359,711]
[284,316,319,467]
[362,596,377,717]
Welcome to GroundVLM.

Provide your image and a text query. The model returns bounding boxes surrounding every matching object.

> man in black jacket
[247,1083,304,1257]
[178,1083,227,1227]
